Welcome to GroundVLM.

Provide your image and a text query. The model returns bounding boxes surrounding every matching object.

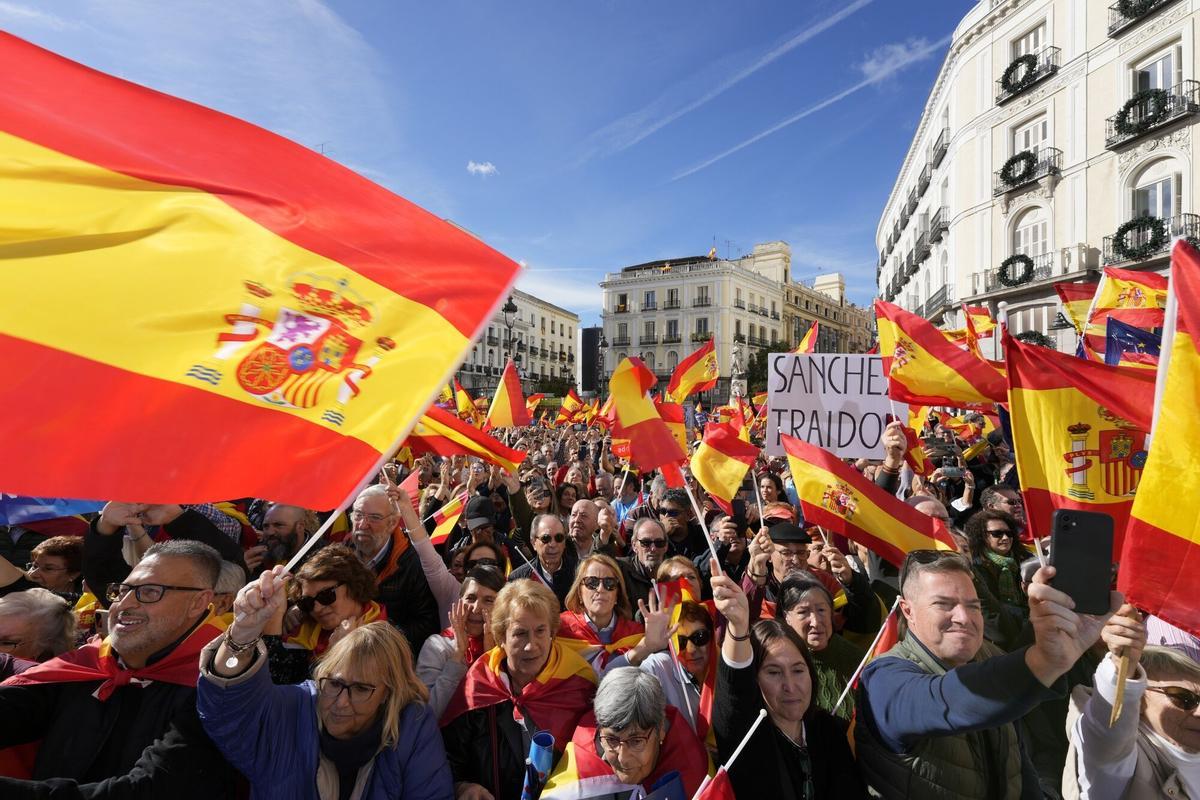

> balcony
[516,341,527,352]
[611,337,631,347]
[613,305,629,314]
[641,302,657,311]
[567,353,575,363]
[1103,213,1200,265]
[995,46,1061,105]
[879,251,887,268]
[734,299,746,309]
[929,126,949,167]
[733,333,746,344]
[639,335,658,346]
[771,311,780,320]
[486,334,499,346]
[1105,81,1200,149]
[993,147,1062,196]
[905,251,917,277]
[663,299,681,310]
[662,333,682,344]
[1109,0,1181,37]
[914,232,931,263]
[559,352,568,362]
[692,298,712,308]
[929,207,948,243]
[756,307,769,317]
[748,336,767,348]
[746,303,759,314]
[926,284,954,318]
[917,163,932,195]
[972,251,1057,294]
[542,347,551,358]
[900,204,911,229]
[906,189,918,216]
[690,331,713,342]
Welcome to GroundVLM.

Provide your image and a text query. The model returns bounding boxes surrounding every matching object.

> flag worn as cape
[555,612,644,672]
[282,601,384,655]
[0,33,519,508]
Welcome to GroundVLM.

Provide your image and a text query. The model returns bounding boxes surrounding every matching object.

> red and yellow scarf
[282,601,384,656]
[556,612,643,671]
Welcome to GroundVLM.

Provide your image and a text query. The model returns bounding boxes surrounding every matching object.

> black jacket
[375,539,440,659]
[617,556,654,611]
[507,550,577,611]
[441,700,530,800]
[0,674,236,799]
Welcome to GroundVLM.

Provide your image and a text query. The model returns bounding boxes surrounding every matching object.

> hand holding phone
[1048,509,1114,615]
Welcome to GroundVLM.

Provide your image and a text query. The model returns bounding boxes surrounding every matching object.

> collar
[364,537,392,571]
[585,613,617,636]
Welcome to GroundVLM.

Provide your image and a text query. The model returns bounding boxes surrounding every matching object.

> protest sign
[765,354,905,458]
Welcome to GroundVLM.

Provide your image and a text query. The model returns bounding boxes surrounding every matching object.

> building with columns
[455,289,579,395]
[876,0,1195,354]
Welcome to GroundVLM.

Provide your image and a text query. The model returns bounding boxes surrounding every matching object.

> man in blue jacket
[855,550,1120,799]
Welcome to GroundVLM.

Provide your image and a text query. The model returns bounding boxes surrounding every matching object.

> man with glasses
[617,518,669,610]
[508,513,576,609]
[854,549,1121,799]
[350,484,439,656]
[981,485,1027,535]
[0,540,236,797]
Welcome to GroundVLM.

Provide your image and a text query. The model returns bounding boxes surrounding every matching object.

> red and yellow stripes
[486,359,531,428]
[406,406,527,473]
[793,321,818,354]
[782,435,955,567]
[610,358,686,474]
[690,423,757,504]
[1055,281,1098,336]
[1120,242,1200,636]
[430,492,470,546]
[0,33,518,507]
[667,338,719,403]
[1083,267,1168,360]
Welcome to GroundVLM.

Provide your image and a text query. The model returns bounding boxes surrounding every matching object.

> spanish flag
[439,384,455,407]
[690,423,757,509]
[655,400,688,453]
[667,338,719,403]
[782,435,955,566]
[0,33,519,508]
[1083,267,1168,360]
[1055,281,1098,336]
[556,388,585,425]
[556,611,644,671]
[610,358,687,479]
[875,300,1006,408]
[793,321,819,354]
[1119,241,1200,636]
[430,491,470,545]
[455,379,485,428]
[406,405,527,473]
[485,358,530,428]
[525,393,545,418]
[963,305,996,338]
[1006,333,1154,553]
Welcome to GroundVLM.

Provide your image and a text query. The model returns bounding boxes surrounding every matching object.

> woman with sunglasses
[1066,603,1200,799]
[964,509,1033,651]
[558,554,673,677]
[199,567,454,800]
[263,545,385,685]
[639,601,717,740]
[710,559,866,798]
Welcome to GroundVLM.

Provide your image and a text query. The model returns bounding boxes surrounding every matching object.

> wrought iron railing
[1103,213,1200,264]
[1108,0,1180,37]
[996,46,1061,105]
[1105,80,1200,149]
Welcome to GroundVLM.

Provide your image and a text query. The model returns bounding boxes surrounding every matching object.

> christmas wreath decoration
[1118,0,1158,18]
[1000,150,1038,187]
[1014,330,1054,348]
[998,254,1035,287]
[1114,88,1170,137]
[1112,216,1167,261]
[1000,54,1039,95]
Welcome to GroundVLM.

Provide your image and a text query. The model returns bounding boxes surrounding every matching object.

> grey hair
[631,517,665,541]
[708,513,729,534]
[215,561,247,595]
[357,484,390,503]
[0,588,75,659]
[531,513,566,537]
[1141,645,1200,683]
[899,552,973,599]
[593,667,666,732]
[143,540,222,588]
[650,475,668,496]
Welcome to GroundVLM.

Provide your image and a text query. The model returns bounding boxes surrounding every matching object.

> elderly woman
[264,545,385,684]
[778,572,865,720]
[1065,604,1200,799]
[0,588,76,676]
[639,601,716,738]
[542,668,709,799]
[199,567,453,800]
[441,580,597,800]
[965,509,1032,651]
[418,566,506,717]
[655,556,702,599]
[558,554,672,676]
[711,562,865,798]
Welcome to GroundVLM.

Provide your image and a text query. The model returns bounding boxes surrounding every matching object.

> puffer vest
[855,636,1024,799]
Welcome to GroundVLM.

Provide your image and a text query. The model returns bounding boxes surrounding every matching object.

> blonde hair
[491,580,560,644]
[1141,645,1200,684]
[565,554,632,619]
[312,622,426,749]
[655,556,700,584]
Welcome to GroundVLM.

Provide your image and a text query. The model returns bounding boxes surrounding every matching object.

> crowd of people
[0,413,1196,799]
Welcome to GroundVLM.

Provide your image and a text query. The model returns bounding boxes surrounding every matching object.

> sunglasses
[582,576,619,592]
[986,529,1014,539]
[466,557,500,570]
[637,538,667,549]
[1147,685,1200,711]
[297,583,344,615]
[677,629,712,649]
[536,534,566,544]
[659,508,684,518]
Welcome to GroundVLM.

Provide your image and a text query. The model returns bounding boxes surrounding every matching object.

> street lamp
[597,333,608,398]
[501,295,519,365]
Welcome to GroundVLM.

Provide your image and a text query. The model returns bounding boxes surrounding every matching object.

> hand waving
[230,565,289,642]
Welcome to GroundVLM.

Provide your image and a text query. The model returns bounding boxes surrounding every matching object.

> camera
[940,455,963,479]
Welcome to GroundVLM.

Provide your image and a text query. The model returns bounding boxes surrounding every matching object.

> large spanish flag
[793,322,818,354]
[1083,267,1168,360]
[405,405,527,473]
[874,300,1006,408]
[781,435,955,566]
[610,358,687,476]
[485,358,530,428]
[1120,241,1200,636]
[1055,281,1098,336]
[455,379,485,428]
[1006,334,1154,553]
[666,338,719,403]
[655,400,688,453]
[0,33,518,508]
[690,423,757,507]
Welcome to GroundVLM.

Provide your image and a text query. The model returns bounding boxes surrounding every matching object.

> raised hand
[229,565,289,643]
[138,504,184,526]
[97,501,147,535]
[710,559,749,633]
[638,590,678,654]
[881,420,908,470]
[822,544,854,585]
[449,599,471,663]
[1025,565,1122,687]
[1101,603,1147,667]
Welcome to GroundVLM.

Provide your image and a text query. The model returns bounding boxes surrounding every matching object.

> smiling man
[0,540,236,798]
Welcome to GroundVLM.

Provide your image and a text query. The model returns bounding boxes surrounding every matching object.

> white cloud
[467,160,498,177]
[0,1,77,30]
[576,0,875,164]
[516,267,603,315]
[672,34,951,181]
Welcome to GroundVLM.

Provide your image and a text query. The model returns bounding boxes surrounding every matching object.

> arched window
[643,352,655,371]
[667,351,679,371]
[1131,158,1182,221]
[1012,207,1047,257]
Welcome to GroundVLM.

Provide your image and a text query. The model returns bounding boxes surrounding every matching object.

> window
[771,329,777,343]
[941,178,950,211]
[735,288,743,302]
[771,301,777,315]
[667,351,679,371]
[644,320,656,337]
[1132,159,1182,220]
[1013,207,1048,257]
[696,317,709,334]
[617,293,628,310]
[644,352,655,371]
[617,323,628,340]
[666,319,679,337]
[1133,46,1182,93]
[696,286,711,304]
[643,290,656,308]
[735,320,742,336]
[551,321,556,334]
[1011,22,1045,59]
[1012,115,1048,157]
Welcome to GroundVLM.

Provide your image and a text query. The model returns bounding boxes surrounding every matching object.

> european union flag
[0,495,103,525]
[1104,317,1161,369]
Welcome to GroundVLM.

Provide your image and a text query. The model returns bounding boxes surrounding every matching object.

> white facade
[457,289,579,393]
[876,0,1196,353]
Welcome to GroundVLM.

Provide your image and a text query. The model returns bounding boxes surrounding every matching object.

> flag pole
[689,709,768,800]
[751,471,765,527]
[833,596,900,712]
[682,482,723,575]
[617,463,631,497]
[653,579,699,732]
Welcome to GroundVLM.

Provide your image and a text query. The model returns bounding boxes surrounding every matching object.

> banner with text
[766,354,905,459]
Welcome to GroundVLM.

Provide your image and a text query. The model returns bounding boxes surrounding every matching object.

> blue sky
[1,0,974,324]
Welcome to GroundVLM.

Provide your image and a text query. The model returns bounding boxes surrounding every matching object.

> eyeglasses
[659,508,683,518]
[297,583,344,615]
[0,638,23,651]
[317,677,379,707]
[349,510,391,525]
[582,576,619,592]
[597,732,652,753]
[536,534,566,544]
[1147,685,1200,712]
[466,557,500,570]
[636,538,667,549]
[26,562,67,573]
[106,583,208,604]
[677,629,712,650]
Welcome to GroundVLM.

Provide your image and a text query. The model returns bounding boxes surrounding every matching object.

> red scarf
[556,612,643,671]
[439,628,486,665]
[441,640,597,748]
[4,611,225,700]
[282,601,384,656]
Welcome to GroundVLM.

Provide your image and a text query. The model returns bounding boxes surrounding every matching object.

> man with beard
[0,540,236,798]
[243,503,314,575]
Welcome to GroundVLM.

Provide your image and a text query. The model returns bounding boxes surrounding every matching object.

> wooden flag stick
[682,481,723,575]
[616,463,631,496]
[751,470,766,525]
[1109,652,1131,728]
[833,596,901,712]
